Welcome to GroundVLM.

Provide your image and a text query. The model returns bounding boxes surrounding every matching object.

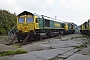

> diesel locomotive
[15,11,77,42]
[80,19,90,35]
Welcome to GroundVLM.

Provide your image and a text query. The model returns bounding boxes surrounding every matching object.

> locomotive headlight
[19,28,22,32]
[30,28,32,30]
[19,28,22,30]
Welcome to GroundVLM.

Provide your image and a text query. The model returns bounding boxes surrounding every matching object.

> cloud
[0,0,90,25]
[0,0,56,15]
[47,0,55,6]
[58,0,90,25]
[83,0,90,3]
[13,0,55,14]
[0,0,15,9]
[59,0,90,17]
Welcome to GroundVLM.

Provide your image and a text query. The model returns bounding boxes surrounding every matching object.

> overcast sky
[0,0,90,25]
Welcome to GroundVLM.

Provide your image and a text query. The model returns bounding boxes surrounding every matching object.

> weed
[49,46,55,49]
[48,41,50,42]
[14,44,22,48]
[58,36,61,39]
[48,55,59,60]
[71,38,74,40]
[81,34,89,38]
[83,53,87,55]
[74,43,87,49]
[31,48,44,51]
[71,36,84,40]
[35,48,43,51]
[60,39,62,41]
[48,54,65,60]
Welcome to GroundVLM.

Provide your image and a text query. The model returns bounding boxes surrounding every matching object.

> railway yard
[0,33,90,60]
[0,1,90,60]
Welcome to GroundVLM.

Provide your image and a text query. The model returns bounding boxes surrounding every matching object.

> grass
[71,36,84,40]
[74,42,88,49]
[81,34,90,41]
[0,49,27,56]
[81,34,88,38]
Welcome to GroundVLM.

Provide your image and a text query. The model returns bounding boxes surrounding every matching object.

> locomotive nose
[24,27,27,29]
[24,27,29,32]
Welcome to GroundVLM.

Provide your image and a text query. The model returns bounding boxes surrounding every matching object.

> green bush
[0,9,16,35]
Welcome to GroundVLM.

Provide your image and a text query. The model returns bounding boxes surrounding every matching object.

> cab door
[65,23,68,30]
[34,16,39,29]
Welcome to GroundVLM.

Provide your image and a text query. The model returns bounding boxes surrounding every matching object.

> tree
[0,9,16,35]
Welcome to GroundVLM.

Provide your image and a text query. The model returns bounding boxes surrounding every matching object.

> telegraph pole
[55,16,57,19]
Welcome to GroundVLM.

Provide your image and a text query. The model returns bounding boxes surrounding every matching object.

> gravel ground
[0,34,90,60]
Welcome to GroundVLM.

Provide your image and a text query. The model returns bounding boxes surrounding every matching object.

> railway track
[0,34,64,46]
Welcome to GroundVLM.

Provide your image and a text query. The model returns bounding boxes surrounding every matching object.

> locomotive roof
[34,13,42,18]
[18,11,34,16]
[17,11,43,18]
[18,11,76,24]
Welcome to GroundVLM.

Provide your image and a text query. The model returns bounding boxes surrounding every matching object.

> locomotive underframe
[80,30,90,35]
[64,30,75,34]
[16,29,66,42]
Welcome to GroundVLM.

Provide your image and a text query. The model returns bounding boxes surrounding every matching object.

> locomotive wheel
[29,32,36,41]
[39,35,42,40]
[36,34,42,40]
[17,37,21,43]
[44,35,48,39]
[51,32,53,37]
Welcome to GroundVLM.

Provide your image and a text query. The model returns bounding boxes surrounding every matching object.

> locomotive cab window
[18,18,24,23]
[26,17,33,23]
[36,18,39,23]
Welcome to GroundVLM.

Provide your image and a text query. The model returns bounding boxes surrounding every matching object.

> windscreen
[18,18,24,23]
[26,18,33,23]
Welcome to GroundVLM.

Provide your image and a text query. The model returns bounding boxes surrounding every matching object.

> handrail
[8,25,17,39]
[8,25,17,35]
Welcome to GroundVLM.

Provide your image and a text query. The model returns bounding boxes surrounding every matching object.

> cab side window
[36,18,39,23]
